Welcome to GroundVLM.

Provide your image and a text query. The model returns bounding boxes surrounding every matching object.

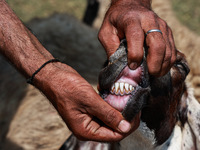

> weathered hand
[98,0,177,76]
[34,62,140,142]
[0,0,140,142]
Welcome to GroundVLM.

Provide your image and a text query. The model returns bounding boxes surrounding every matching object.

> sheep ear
[179,86,200,149]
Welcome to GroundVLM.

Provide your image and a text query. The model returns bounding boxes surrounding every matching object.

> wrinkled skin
[60,40,190,149]
[0,0,178,144]
[0,0,139,143]
[98,0,177,76]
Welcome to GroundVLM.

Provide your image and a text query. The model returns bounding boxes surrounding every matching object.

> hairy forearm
[111,0,151,9]
[0,0,54,79]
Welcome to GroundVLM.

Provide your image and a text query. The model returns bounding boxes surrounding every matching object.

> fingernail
[118,120,131,133]
[129,62,138,70]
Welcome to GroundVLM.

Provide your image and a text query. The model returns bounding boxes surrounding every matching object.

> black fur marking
[141,73,175,145]
[189,110,192,115]
[178,105,188,126]
[122,87,150,122]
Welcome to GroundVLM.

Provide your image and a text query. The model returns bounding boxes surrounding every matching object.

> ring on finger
[146,29,162,36]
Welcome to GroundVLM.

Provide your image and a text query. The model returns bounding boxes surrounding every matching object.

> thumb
[98,23,120,58]
[91,94,131,134]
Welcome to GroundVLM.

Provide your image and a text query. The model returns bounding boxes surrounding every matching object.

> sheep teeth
[115,83,119,93]
[110,82,135,95]
[129,85,133,91]
[125,83,129,93]
[120,83,124,95]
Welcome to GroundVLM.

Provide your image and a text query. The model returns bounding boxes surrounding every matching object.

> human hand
[0,0,140,142]
[98,0,177,76]
[34,62,140,142]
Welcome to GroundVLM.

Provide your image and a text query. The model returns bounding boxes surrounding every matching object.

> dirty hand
[0,0,140,142]
[99,0,177,76]
[35,62,140,142]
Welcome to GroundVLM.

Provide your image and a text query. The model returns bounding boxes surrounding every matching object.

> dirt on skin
[0,0,199,150]
[0,14,105,150]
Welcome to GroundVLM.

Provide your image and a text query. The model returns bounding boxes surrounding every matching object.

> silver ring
[146,29,162,36]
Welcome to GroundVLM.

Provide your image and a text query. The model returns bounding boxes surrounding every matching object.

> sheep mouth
[102,65,144,112]
[99,62,150,121]
[98,40,150,121]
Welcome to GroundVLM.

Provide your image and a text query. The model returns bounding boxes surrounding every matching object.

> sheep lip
[102,65,144,112]
[104,86,142,112]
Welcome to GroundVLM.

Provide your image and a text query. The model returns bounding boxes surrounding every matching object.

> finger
[157,19,172,76]
[89,94,132,134]
[168,28,177,67]
[77,115,124,142]
[92,112,140,142]
[76,110,141,142]
[63,84,131,142]
[145,26,166,76]
[124,22,144,70]
[71,111,124,142]
[98,22,120,58]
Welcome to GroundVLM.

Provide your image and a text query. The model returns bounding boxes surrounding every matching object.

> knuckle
[122,12,134,21]
[73,124,95,141]
[145,11,157,18]
[128,28,143,38]
[106,109,118,125]
[98,30,110,47]
[151,41,166,52]
[123,18,136,29]
[159,18,168,28]
[120,12,140,28]
[70,116,94,141]
[144,11,158,23]
[164,53,172,63]
[108,11,119,23]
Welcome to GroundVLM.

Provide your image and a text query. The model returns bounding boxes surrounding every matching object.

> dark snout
[98,40,150,121]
